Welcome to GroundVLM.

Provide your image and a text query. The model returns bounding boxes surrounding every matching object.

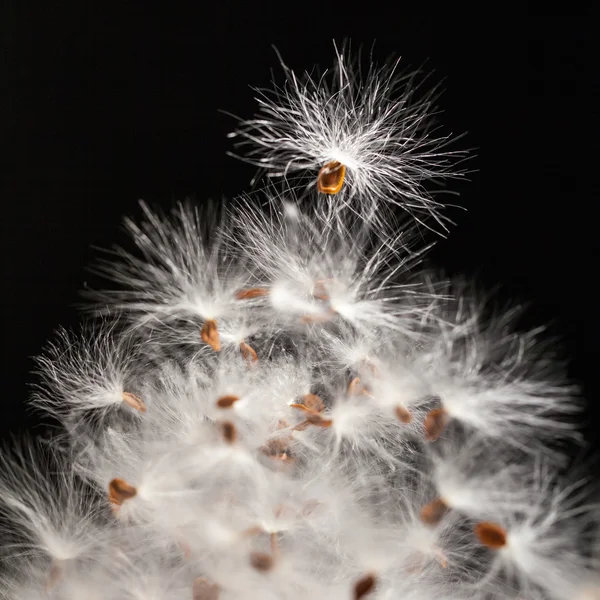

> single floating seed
[420,497,449,526]
[475,521,508,549]
[122,391,146,413]
[201,319,221,352]
[221,421,237,444]
[250,551,274,572]
[108,478,137,508]
[235,287,269,300]
[395,405,412,424]
[240,341,258,363]
[424,407,449,441]
[354,573,377,599]
[317,160,346,195]
[192,576,220,600]
[216,394,240,408]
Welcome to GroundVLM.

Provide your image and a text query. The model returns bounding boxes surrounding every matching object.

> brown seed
[317,160,346,195]
[474,521,508,549]
[216,394,240,409]
[354,573,377,599]
[312,279,332,301]
[46,561,63,591]
[221,421,237,444]
[420,498,449,526]
[424,408,449,441]
[304,413,333,428]
[122,391,147,413]
[235,287,269,300]
[201,319,221,352]
[302,393,324,412]
[240,341,258,363]
[395,405,412,424]
[192,576,220,600]
[300,310,335,324]
[348,376,374,397]
[249,551,274,572]
[108,478,137,508]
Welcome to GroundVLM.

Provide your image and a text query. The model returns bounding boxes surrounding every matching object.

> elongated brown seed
[216,395,240,409]
[317,160,346,195]
[122,391,147,413]
[240,341,258,363]
[201,319,221,352]
[46,561,63,591]
[424,408,449,441]
[108,478,137,508]
[221,421,237,444]
[475,521,508,549]
[192,576,220,600]
[235,287,269,300]
[395,405,412,424]
[303,393,324,412]
[420,498,449,526]
[354,573,377,599]
[250,551,274,572]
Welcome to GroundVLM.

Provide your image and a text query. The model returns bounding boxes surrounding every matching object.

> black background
[3,9,599,459]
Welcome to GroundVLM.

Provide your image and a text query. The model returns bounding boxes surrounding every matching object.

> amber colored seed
[240,341,258,363]
[221,421,237,444]
[303,393,324,412]
[317,160,346,195]
[201,319,221,352]
[122,391,147,413]
[289,402,315,414]
[424,408,449,441]
[235,287,269,300]
[354,573,377,599]
[312,279,332,301]
[395,405,412,424]
[108,478,137,507]
[250,551,274,572]
[475,521,508,549]
[46,561,63,591]
[305,413,333,427]
[300,310,335,324]
[347,377,364,396]
[420,497,449,526]
[216,394,240,408]
[192,576,220,600]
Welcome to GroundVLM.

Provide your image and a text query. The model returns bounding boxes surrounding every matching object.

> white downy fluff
[1,43,598,600]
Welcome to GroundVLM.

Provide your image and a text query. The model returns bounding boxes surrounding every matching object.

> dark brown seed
[424,408,449,441]
[474,521,507,549]
[420,498,449,526]
[249,551,274,572]
[317,160,346,195]
[192,576,220,600]
[216,395,240,408]
[221,421,237,444]
[354,573,377,599]
[235,287,269,300]
[108,478,137,507]
[201,319,221,352]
